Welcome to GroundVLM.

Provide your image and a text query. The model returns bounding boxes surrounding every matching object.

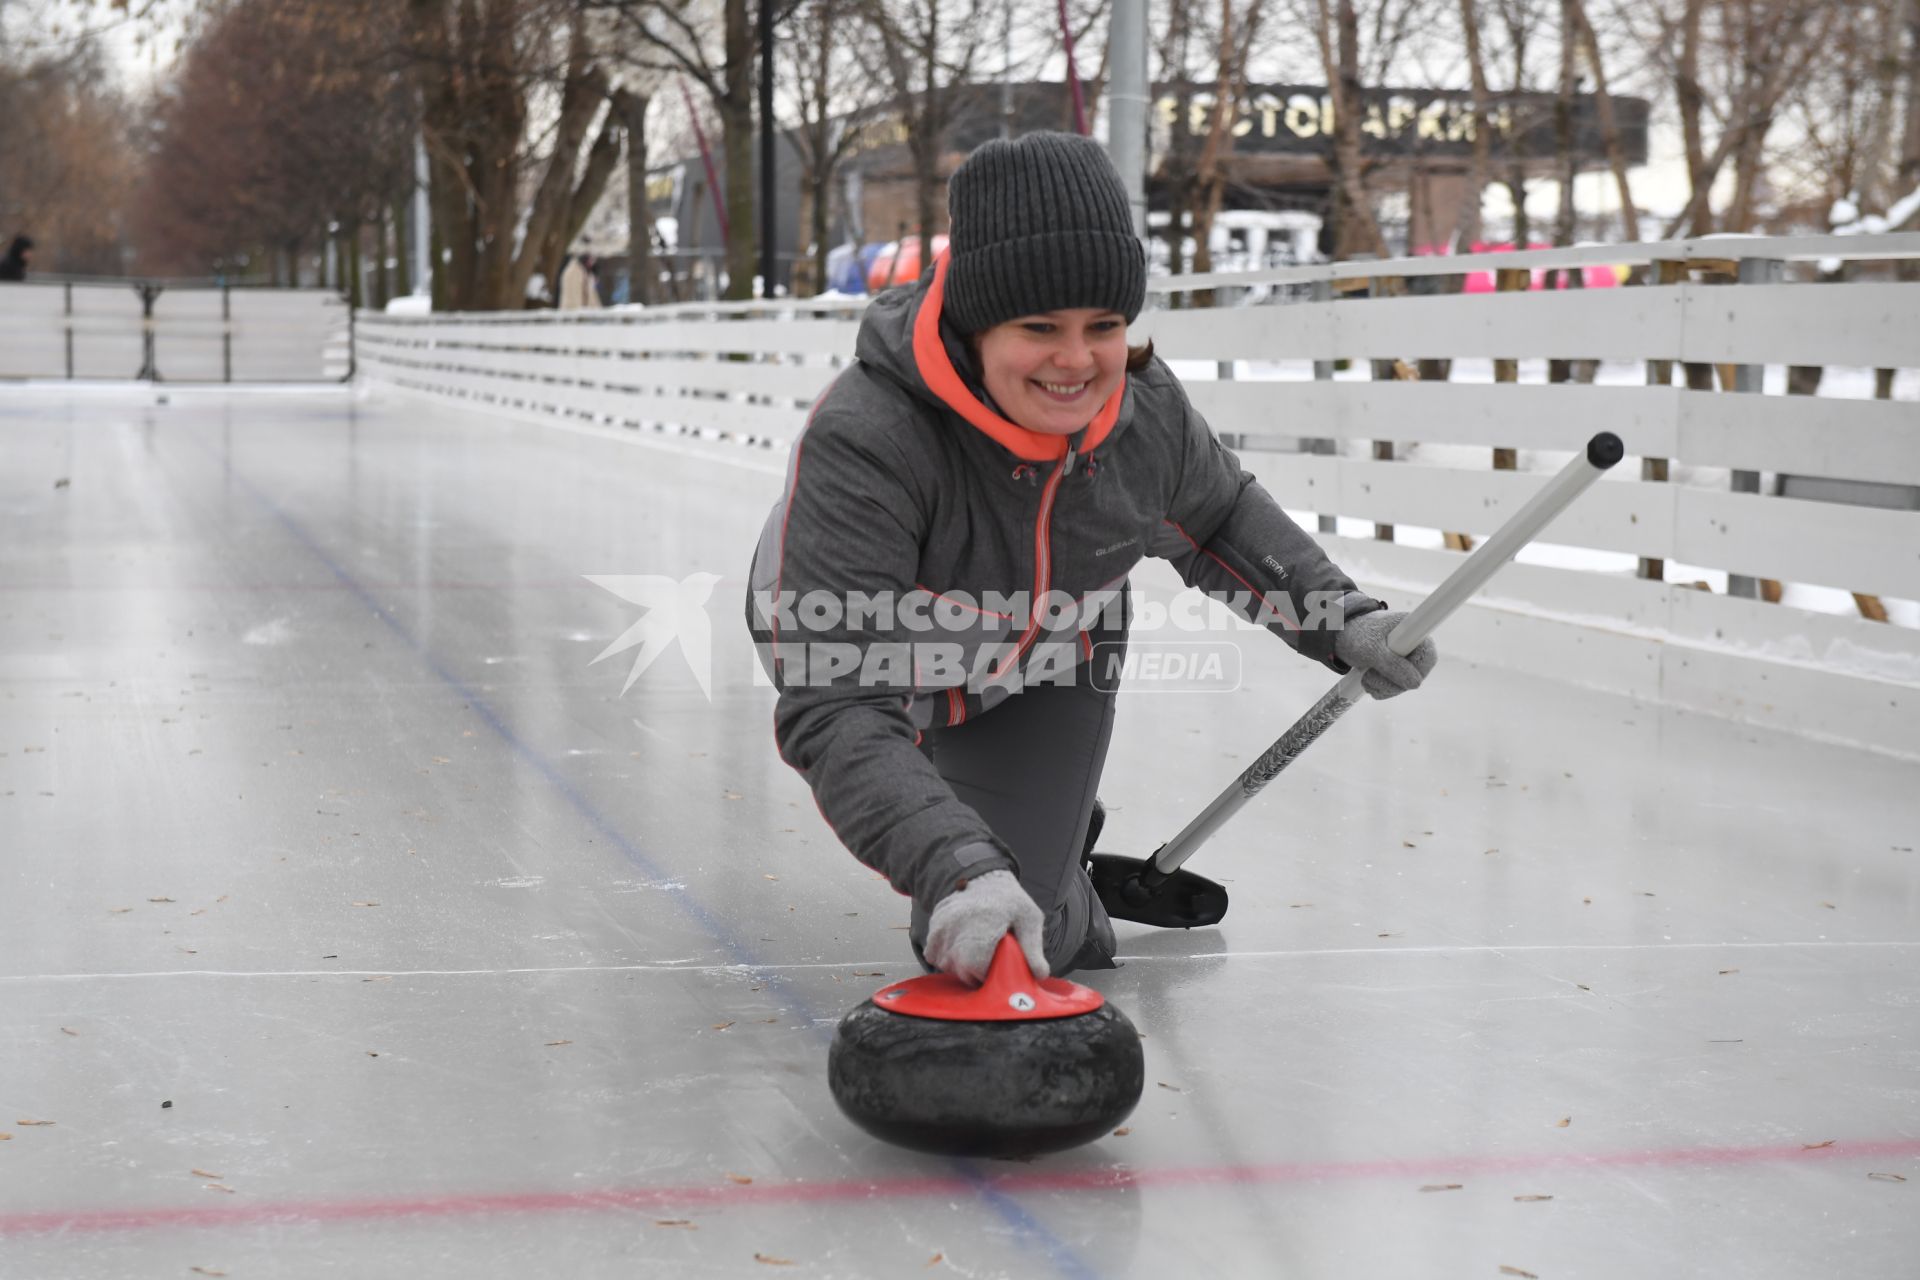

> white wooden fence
[0,282,350,382]
[354,234,1920,760]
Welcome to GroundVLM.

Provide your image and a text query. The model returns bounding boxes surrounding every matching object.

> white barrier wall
[355,236,1920,760]
[0,282,350,382]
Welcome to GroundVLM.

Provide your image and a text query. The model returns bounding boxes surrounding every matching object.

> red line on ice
[3,1138,1916,1238]
[0,580,586,593]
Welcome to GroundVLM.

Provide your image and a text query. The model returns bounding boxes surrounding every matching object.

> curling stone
[828,934,1143,1158]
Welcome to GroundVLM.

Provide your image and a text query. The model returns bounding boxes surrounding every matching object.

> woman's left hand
[1333,610,1439,699]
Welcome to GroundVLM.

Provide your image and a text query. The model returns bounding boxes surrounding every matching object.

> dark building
[646,80,1649,296]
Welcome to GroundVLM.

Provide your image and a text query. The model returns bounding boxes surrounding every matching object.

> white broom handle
[1145,432,1625,878]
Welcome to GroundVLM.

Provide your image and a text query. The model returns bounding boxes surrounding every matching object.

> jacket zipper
[991,443,1077,681]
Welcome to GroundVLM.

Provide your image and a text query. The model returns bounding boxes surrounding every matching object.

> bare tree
[0,43,137,274]
[1312,0,1391,257]
[136,0,413,285]
[1903,0,1920,205]
[1152,0,1205,272]
[1187,1,1269,275]
[781,0,886,294]
[853,0,993,274]
[1635,0,1839,235]
[402,0,633,309]
[1564,0,1637,240]
[598,0,758,299]
[1773,0,1911,225]
[1489,0,1550,244]
[1552,0,1577,245]
[1456,0,1496,246]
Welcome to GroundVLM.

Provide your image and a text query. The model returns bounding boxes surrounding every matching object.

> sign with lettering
[1153,83,1648,165]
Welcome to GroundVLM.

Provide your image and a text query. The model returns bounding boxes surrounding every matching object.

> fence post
[1307,278,1337,535]
[1445,266,1532,553]
[64,282,74,380]
[1490,267,1529,473]
[1638,259,1689,581]
[134,282,163,382]
[1214,351,1240,451]
[1363,267,1399,543]
[1726,256,1784,601]
[222,285,232,384]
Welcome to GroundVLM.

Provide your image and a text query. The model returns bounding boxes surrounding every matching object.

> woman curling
[747,132,1435,984]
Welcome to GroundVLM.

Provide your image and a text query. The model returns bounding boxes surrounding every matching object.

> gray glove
[923,870,1049,986]
[1333,609,1438,700]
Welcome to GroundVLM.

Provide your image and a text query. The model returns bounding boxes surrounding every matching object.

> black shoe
[1081,798,1106,867]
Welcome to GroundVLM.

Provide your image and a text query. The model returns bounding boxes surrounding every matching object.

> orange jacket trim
[911,250,1124,463]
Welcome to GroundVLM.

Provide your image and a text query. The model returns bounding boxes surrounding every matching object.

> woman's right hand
[923,870,1050,985]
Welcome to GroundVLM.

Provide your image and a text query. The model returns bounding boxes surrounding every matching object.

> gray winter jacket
[747,254,1380,915]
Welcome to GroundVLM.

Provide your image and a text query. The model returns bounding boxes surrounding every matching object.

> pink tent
[1414,243,1629,293]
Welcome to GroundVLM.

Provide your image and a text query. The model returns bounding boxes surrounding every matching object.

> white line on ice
[0,960,894,982]
[1125,940,1920,960]
[4,939,1915,983]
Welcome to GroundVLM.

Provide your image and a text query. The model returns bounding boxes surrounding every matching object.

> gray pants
[910,662,1121,977]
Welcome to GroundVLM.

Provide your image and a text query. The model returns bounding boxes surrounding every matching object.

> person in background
[0,235,33,282]
[559,251,601,310]
[745,132,1437,986]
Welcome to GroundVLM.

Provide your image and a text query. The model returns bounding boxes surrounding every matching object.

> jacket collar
[911,250,1124,463]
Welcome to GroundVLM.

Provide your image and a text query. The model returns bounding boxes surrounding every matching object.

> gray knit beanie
[943,131,1146,335]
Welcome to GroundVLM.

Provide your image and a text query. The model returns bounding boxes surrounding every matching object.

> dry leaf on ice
[60,1027,78,1036]
[712,1022,735,1031]
[1554,1117,1572,1128]
[1802,1140,1834,1150]
[926,1254,943,1267]
[1513,1194,1554,1202]
[190,1269,228,1277]
[1111,1127,1132,1137]
[753,1253,793,1265]
[545,1040,572,1047]
[727,1174,753,1185]
[1418,1184,1463,1193]
[190,1168,222,1180]
[654,1219,696,1228]
[1867,1172,1907,1183]
[16,1119,54,1127]
[1500,1268,1539,1279]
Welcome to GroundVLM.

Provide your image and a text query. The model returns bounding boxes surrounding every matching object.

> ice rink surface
[3,387,1916,1278]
